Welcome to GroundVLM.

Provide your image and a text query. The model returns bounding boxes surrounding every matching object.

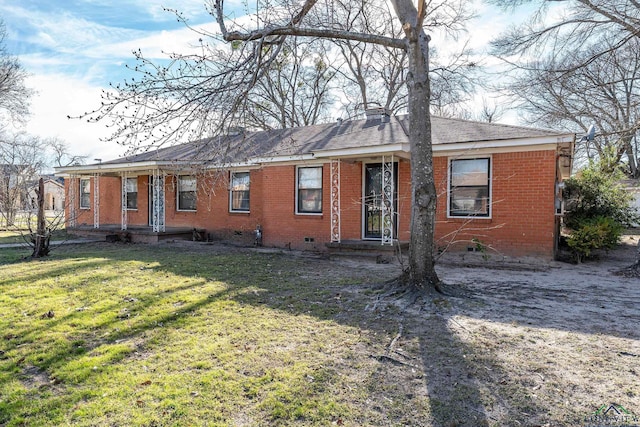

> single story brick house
[55,111,575,259]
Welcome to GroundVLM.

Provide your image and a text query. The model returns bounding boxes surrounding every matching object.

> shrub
[563,164,638,229]
[563,161,637,262]
[566,216,624,262]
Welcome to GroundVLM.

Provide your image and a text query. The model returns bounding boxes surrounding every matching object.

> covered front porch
[65,166,170,235]
[327,154,406,246]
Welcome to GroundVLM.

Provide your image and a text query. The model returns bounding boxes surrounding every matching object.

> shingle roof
[102,114,568,166]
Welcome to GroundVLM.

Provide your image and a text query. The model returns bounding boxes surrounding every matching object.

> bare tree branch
[0,19,33,124]
[502,36,640,175]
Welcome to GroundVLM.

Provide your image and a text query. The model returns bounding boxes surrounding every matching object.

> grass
[0,230,69,245]
[0,243,411,426]
[1,241,637,426]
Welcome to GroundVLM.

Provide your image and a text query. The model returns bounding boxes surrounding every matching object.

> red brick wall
[338,161,363,240]
[252,159,411,251]
[160,172,262,242]
[66,176,121,227]
[397,159,412,242]
[67,148,558,257]
[122,175,147,226]
[433,150,558,257]
[260,165,329,251]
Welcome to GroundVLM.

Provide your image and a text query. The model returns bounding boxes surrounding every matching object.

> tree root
[365,275,448,312]
[614,261,640,278]
[369,354,419,369]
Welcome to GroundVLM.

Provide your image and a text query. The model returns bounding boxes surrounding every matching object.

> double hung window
[125,177,138,210]
[79,178,90,209]
[296,166,322,214]
[230,172,250,212]
[449,158,491,217]
[178,175,197,211]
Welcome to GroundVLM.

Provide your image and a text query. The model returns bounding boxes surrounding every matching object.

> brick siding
[67,148,559,258]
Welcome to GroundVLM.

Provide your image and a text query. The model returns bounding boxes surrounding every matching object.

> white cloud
[141,0,215,22]
[3,4,132,47]
[95,24,221,60]
[24,74,127,161]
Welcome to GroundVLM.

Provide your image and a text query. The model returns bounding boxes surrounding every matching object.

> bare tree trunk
[400,15,441,292]
[623,136,638,178]
[32,177,48,258]
[115,0,445,293]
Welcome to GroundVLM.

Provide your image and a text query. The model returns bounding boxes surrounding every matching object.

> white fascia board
[206,161,262,170]
[311,143,410,159]
[54,161,177,176]
[433,134,575,153]
[250,154,316,164]
[55,135,575,175]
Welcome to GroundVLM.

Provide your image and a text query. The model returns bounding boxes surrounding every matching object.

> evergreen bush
[563,162,638,262]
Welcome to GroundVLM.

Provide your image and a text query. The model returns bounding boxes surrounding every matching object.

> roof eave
[54,160,179,176]
[311,143,410,159]
[251,154,316,164]
[55,133,576,175]
[434,133,575,153]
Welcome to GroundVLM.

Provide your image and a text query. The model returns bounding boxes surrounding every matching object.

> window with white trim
[230,172,250,212]
[177,175,197,211]
[125,177,138,210]
[296,166,322,214]
[79,178,90,209]
[449,158,491,217]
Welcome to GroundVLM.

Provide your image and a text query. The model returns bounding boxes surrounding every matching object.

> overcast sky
[1,0,537,162]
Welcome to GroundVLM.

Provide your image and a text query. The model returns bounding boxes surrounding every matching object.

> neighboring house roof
[26,175,65,189]
[55,114,575,175]
[46,179,65,188]
[42,175,65,187]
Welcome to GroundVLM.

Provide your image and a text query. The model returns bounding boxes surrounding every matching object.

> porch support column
[152,169,165,233]
[121,171,128,231]
[381,155,395,245]
[330,159,341,243]
[68,174,78,228]
[93,173,100,229]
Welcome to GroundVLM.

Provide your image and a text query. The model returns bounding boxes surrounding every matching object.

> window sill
[446,215,492,221]
[295,212,323,217]
[229,210,250,214]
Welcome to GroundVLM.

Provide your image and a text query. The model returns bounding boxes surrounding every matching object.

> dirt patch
[20,365,57,390]
[323,238,640,426]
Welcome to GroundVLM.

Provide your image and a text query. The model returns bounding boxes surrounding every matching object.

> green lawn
[0,243,414,426]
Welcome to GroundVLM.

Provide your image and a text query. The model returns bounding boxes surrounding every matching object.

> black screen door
[364,163,397,239]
